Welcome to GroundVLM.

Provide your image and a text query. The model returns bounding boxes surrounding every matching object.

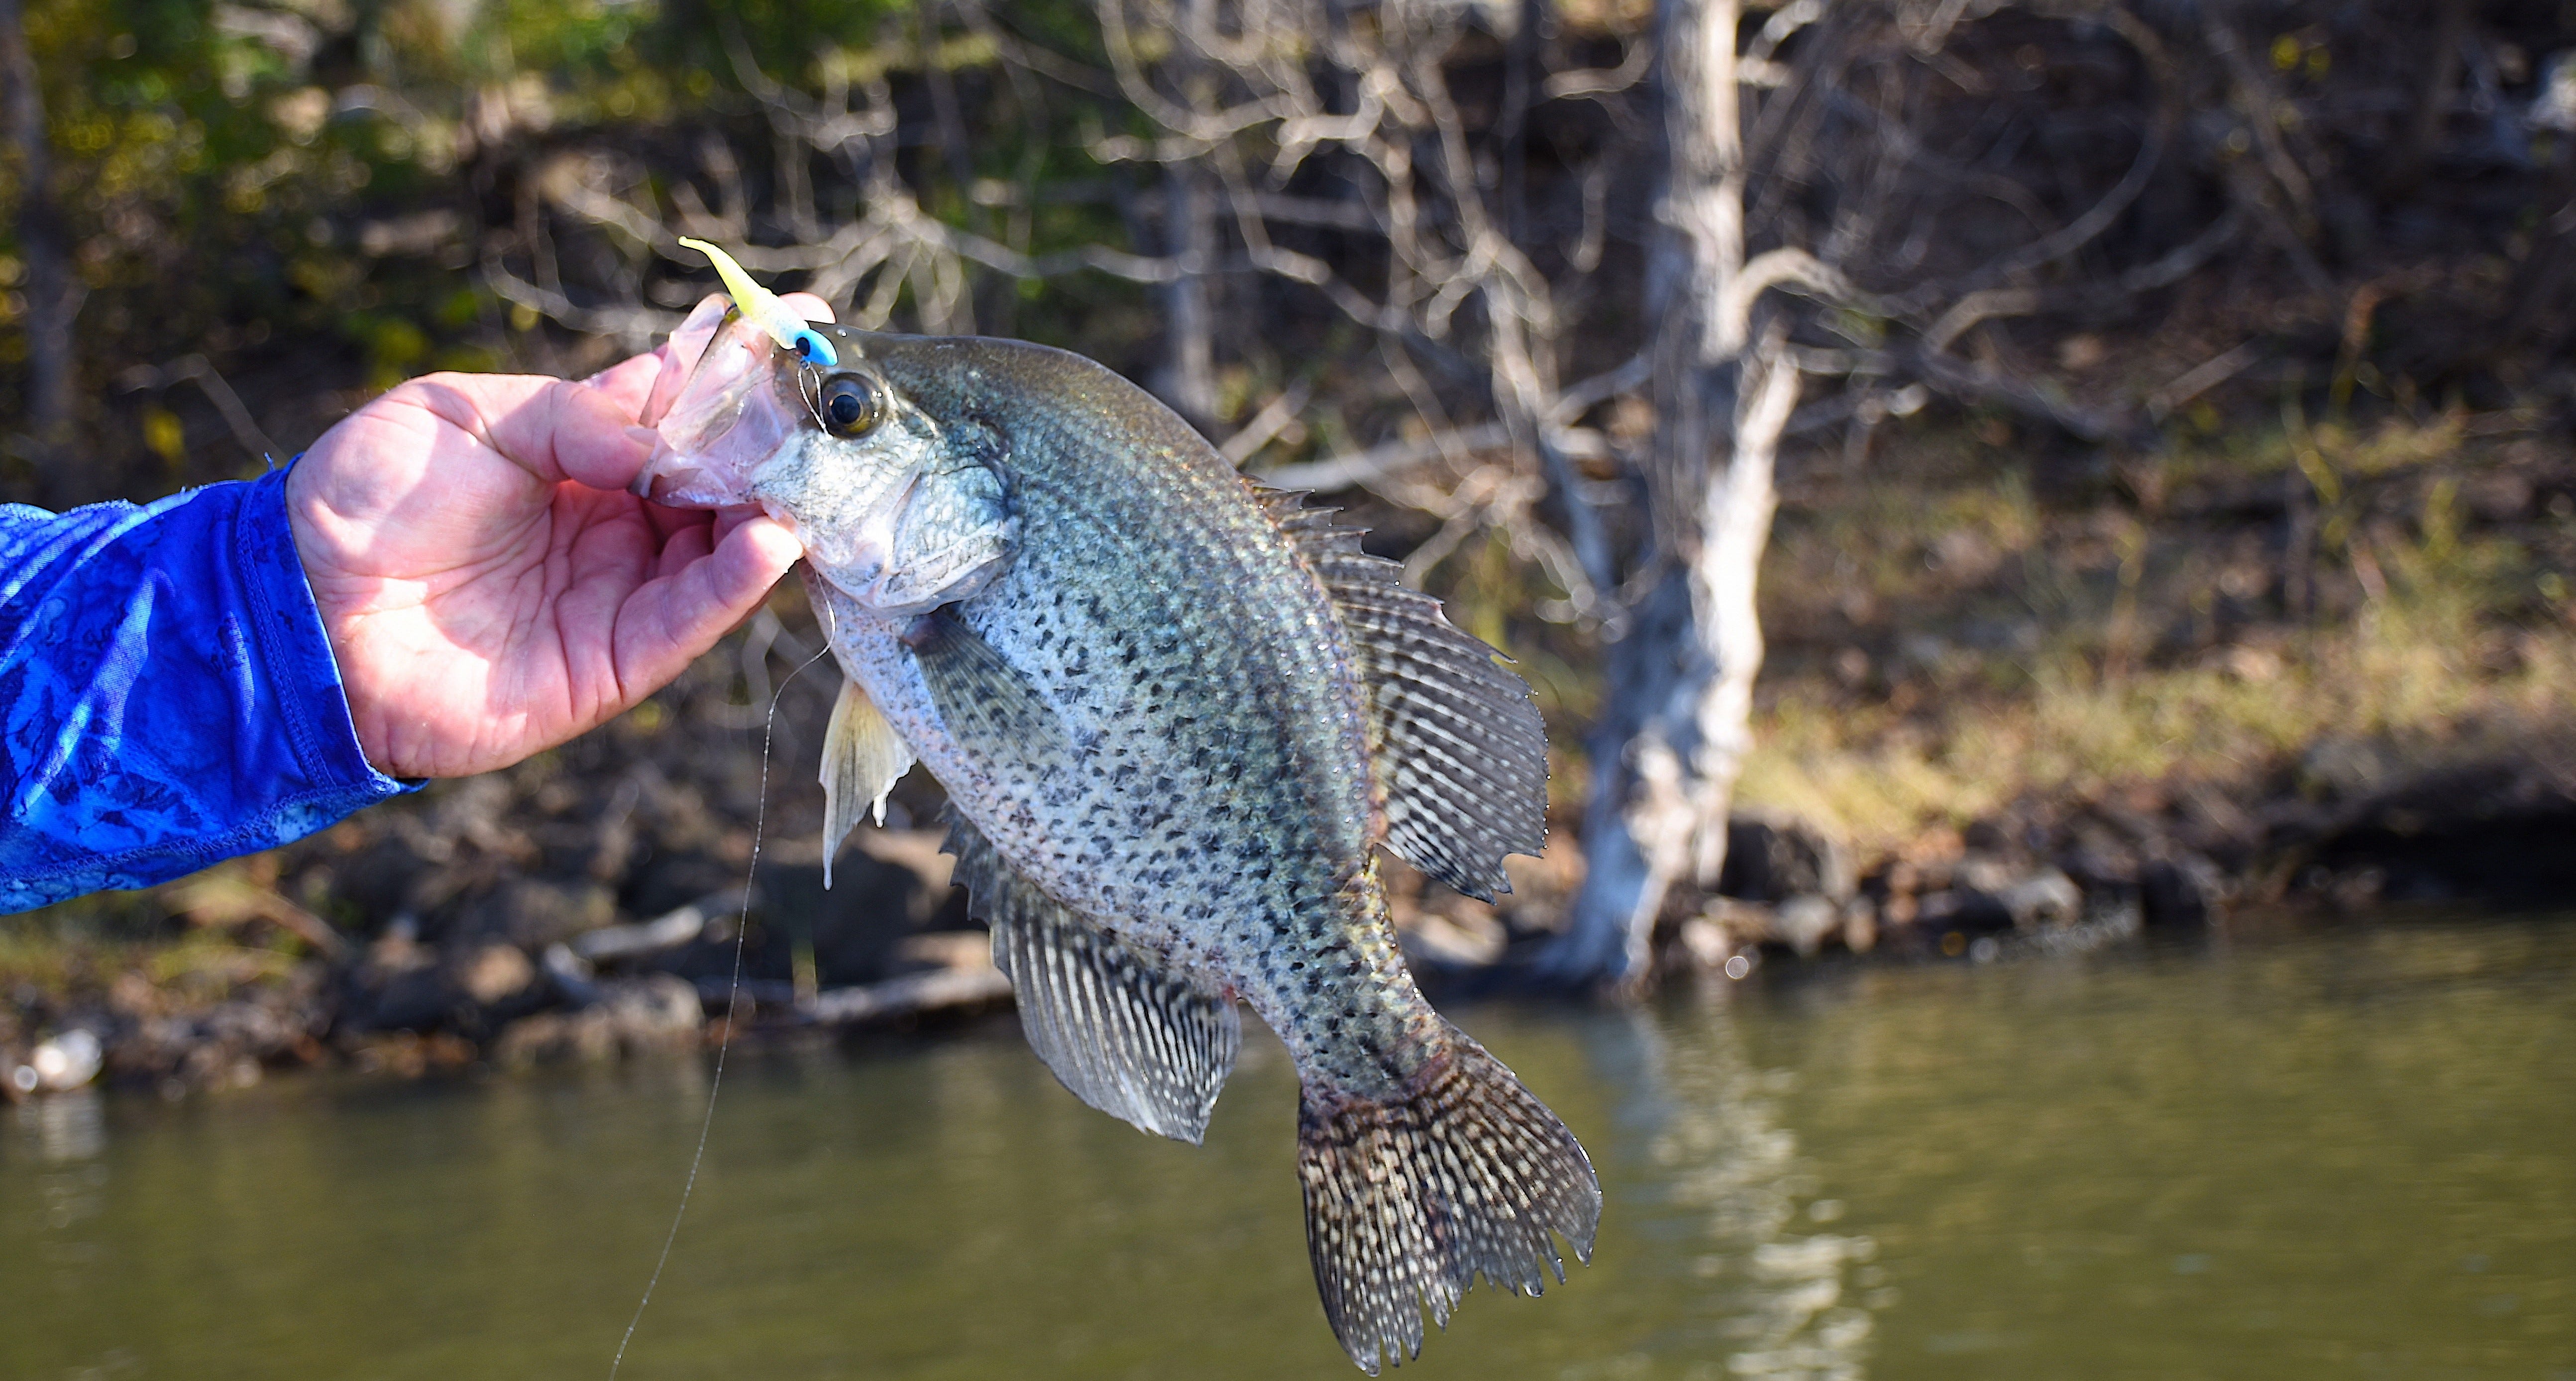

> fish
[633,247,1600,1373]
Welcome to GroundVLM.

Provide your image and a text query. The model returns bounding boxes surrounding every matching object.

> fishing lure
[679,236,838,369]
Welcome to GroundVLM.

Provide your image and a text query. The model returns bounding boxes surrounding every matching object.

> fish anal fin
[943,812,1240,1144]
[820,677,915,888]
[1250,483,1549,901]
[1299,1031,1601,1374]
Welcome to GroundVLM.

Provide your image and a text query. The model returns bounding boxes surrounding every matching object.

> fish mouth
[629,298,816,507]
[629,457,745,507]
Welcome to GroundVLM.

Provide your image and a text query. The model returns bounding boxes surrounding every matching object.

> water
[5,913,2572,1380]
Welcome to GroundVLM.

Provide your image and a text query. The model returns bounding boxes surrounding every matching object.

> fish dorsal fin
[943,811,1241,1143]
[1251,484,1549,901]
[820,677,915,889]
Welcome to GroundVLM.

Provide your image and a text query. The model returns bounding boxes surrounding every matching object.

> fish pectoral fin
[944,811,1240,1144]
[907,608,1085,764]
[1254,485,1549,902]
[820,677,916,889]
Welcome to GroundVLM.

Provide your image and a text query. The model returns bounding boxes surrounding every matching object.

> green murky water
[6,914,2573,1380]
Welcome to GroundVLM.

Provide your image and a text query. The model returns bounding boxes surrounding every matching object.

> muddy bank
[1603,741,2576,983]
[1382,728,2576,990]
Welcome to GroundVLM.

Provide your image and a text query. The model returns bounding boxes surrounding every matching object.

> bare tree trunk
[1537,0,1799,989]
[1152,0,1221,433]
[0,0,77,507]
[1157,157,1220,431]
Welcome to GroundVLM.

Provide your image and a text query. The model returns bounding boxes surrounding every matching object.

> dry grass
[1739,411,2576,857]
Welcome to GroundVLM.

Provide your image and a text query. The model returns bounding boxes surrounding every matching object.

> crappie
[634,270,1600,1372]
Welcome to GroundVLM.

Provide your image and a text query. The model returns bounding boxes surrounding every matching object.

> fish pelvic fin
[944,811,1240,1143]
[820,676,915,888]
[1251,485,1549,901]
[1297,1032,1600,1375]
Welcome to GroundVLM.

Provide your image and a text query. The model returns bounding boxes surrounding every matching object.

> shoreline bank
[6,732,2569,1103]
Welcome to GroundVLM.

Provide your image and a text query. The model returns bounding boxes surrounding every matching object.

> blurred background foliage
[0,0,1155,489]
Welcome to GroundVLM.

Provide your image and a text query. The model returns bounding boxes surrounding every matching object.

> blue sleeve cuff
[0,467,417,913]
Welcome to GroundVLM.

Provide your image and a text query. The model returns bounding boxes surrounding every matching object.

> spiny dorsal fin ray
[820,677,915,889]
[1248,483,1549,901]
[943,810,1241,1144]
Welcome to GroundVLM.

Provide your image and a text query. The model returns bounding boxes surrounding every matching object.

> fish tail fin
[1296,1032,1600,1374]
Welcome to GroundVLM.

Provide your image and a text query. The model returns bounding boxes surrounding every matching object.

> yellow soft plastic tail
[678,236,837,368]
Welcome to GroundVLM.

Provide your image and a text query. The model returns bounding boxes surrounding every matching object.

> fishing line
[608,637,832,1381]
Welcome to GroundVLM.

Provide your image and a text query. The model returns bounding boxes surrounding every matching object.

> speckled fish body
[804,341,1414,1083]
[634,309,1599,1373]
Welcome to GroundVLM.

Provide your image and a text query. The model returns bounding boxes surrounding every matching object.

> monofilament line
[609,644,832,1381]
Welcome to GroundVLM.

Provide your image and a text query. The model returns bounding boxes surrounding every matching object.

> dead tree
[1534,0,1833,988]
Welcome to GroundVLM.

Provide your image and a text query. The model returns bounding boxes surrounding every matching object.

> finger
[616,515,805,692]
[708,505,775,548]
[652,517,714,582]
[585,351,663,417]
[777,291,837,323]
[644,498,716,543]
[395,372,655,493]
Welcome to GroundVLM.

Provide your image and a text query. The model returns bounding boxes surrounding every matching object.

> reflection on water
[13,1085,107,1164]
[1573,1010,1876,1381]
[2,913,2572,1380]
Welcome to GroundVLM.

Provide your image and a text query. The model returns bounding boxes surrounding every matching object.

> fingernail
[624,425,661,453]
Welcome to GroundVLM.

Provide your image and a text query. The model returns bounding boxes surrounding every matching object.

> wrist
[279,457,399,777]
[237,465,419,795]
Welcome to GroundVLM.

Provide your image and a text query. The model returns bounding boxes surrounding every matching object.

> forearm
[0,467,413,912]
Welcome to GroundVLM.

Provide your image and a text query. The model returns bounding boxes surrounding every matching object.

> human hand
[285,296,826,778]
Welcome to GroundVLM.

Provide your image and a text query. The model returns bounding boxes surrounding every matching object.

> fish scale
[637,300,1599,1374]
[814,346,1416,1079]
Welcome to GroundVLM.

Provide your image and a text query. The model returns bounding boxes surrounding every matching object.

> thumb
[398,371,656,493]
[619,516,807,696]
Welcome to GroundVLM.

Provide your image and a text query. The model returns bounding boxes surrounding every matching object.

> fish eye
[819,374,884,438]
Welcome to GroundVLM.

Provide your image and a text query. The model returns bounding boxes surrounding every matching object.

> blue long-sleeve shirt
[0,468,413,913]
